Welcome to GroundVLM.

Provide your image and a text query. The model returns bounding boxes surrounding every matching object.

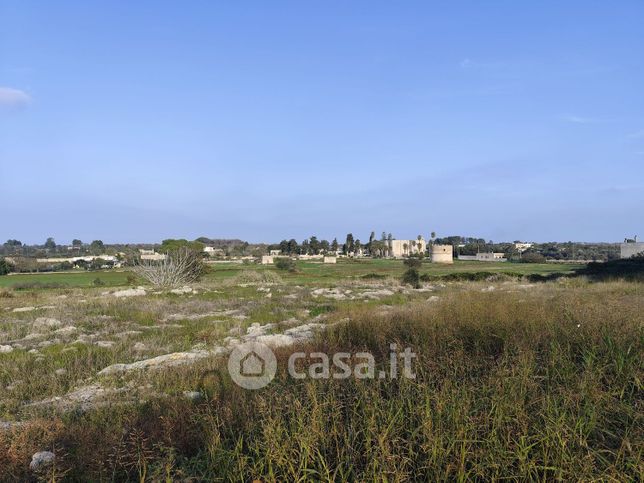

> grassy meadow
[0,260,641,481]
[0,259,582,289]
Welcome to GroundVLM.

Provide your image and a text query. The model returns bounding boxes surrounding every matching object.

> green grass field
[0,270,131,288]
[0,260,583,290]
[205,258,583,285]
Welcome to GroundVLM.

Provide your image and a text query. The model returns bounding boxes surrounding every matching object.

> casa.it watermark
[228,342,416,390]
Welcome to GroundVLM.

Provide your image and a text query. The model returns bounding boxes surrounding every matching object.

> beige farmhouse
[389,238,426,258]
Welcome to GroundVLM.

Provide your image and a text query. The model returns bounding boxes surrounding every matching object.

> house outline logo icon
[240,350,265,376]
[228,341,277,390]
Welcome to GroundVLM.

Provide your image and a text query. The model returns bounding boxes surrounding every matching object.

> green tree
[370,240,387,257]
[368,231,376,254]
[90,240,105,254]
[402,257,422,288]
[44,237,56,250]
[160,239,204,254]
[72,239,82,247]
[301,239,310,255]
[287,239,298,255]
[331,238,339,253]
[0,258,13,275]
[521,252,547,263]
[309,236,321,255]
[344,233,355,255]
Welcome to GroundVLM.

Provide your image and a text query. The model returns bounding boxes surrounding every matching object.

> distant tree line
[0,233,622,275]
[433,236,620,262]
[274,231,433,257]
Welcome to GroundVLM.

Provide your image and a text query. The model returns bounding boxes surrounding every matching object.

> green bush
[309,304,336,317]
[361,273,387,280]
[11,281,66,290]
[575,256,644,282]
[402,268,420,288]
[403,257,423,269]
[0,258,14,275]
[274,257,297,272]
[520,252,547,263]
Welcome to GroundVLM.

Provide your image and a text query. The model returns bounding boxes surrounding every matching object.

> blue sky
[1,1,643,244]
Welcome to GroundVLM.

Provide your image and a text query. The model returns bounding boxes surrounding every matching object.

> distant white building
[514,242,533,253]
[430,244,453,264]
[620,237,644,259]
[204,246,225,256]
[139,249,167,261]
[476,252,507,262]
[389,238,426,258]
[36,255,121,268]
[458,252,506,262]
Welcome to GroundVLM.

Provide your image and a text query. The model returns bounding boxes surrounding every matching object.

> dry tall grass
[1,282,641,481]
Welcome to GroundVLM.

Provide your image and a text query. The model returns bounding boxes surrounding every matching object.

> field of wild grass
[0,263,641,481]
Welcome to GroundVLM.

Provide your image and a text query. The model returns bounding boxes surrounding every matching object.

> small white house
[204,246,225,256]
[476,252,506,262]
[620,237,644,259]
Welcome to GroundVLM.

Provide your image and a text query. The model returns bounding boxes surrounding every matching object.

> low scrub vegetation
[134,247,204,288]
[9,281,67,291]
[274,257,297,272]
[0,280,640,480]
[227,270,284,285]
[578,255,644,282]
[0,258,13,276]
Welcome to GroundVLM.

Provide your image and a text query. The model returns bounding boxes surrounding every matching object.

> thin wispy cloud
[0,86,31,107]
[627,129,644,139]
[459,58,507,70]
[562,114,613,124]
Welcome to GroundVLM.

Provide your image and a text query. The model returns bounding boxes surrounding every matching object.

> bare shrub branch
[133,248,204,288]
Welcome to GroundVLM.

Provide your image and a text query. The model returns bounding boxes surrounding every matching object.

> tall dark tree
[301,239,310,255]
[287,239,298,255]
[309,236,320,255]
[344,233,355,255]
[90,240,105,255]
[367,231,376,255]
[331,238,339,253]
[0,258,13,276]
[44,237,56,250]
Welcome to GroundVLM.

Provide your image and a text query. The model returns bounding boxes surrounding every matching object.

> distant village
[1,233,641,274]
